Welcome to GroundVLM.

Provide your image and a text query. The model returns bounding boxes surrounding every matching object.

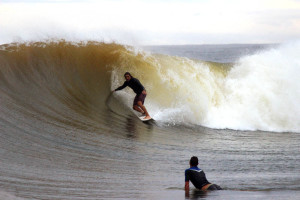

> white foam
[204,41,300,132]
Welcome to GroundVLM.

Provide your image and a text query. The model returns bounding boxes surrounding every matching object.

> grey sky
[1,0,300,45]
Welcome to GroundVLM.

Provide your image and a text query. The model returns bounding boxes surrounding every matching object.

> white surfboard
[139,116,153,122]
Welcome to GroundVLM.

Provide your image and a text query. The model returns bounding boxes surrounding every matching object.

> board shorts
[133,92,146,106]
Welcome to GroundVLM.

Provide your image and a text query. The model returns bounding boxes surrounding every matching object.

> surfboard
[138,116,154,122]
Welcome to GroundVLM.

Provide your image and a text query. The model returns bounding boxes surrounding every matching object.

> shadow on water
[125,115,155,138]
[185,189,209,199]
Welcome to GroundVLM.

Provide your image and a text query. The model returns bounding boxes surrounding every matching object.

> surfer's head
[124,72,132,81]
[190,156,198,167]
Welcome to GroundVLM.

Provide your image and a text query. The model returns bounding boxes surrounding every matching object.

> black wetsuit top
[185,166,210,189]
[115,78,145,95]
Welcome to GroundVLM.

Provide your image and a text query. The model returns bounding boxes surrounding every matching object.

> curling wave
[0,40,299,132]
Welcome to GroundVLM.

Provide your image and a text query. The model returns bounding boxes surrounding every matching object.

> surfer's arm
[185,181,189,197]
[114,81,128,91]
[185,181,189,191]
[185,170,190,194]
[184,170,190,192]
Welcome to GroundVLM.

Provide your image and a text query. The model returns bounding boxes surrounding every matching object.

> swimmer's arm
[185,170,189,192]
[185,181,189,197]
[185,181,189,191]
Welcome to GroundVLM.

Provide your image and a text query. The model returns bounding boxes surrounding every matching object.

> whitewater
[204,42,300,132]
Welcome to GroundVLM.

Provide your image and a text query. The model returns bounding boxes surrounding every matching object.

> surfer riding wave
[113,72,151,120]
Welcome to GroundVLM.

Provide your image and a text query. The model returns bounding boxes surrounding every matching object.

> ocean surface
[0,41,299,200]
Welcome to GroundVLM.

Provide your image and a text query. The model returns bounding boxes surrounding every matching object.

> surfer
[113,72,151,120]
[185,156,222,196]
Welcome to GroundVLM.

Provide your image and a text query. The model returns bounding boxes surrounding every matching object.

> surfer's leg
[133,95,145,114]
[133,93,150,119]
[137,101,150,119]
[133,105,144,114]
[207,184,222,190]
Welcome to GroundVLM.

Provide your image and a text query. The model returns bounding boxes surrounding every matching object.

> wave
[205,42,300,132]
[0,40,299,132]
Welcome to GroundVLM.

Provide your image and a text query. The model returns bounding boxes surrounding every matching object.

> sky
[1,0,300,45]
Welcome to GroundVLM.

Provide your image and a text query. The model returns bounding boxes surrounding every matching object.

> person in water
[113,72,151,120]
[185,156,222,195]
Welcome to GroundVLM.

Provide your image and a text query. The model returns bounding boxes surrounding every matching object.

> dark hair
[124,72,132,77]
[190,156,198,166]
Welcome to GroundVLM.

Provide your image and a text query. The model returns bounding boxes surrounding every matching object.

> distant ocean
[0,41,299,199]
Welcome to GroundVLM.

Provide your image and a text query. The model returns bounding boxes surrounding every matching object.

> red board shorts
[133,93,146,106]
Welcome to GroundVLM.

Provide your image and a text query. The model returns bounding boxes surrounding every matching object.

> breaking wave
[0,40,299,132]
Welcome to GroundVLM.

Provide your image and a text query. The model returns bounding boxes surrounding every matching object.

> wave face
[0,41,299,132]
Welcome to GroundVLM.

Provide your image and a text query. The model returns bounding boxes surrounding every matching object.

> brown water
[0,41,299,199]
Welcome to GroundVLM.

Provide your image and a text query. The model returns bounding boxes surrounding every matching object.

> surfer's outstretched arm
[114,81,128,92]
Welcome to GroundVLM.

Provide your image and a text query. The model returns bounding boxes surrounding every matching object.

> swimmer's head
[190,156,198,167]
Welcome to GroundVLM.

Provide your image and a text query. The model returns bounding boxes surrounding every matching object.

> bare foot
[143,116,151,120]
